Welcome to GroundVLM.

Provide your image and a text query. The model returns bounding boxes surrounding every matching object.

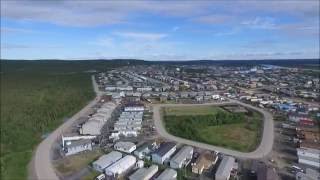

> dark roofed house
[152,142,177,164]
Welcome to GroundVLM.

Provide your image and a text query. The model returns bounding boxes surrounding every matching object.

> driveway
[31,76,103,180]
[152,100,274,159]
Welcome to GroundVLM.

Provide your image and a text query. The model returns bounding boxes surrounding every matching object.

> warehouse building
[105,155,136,177]
[215,156,235,180]
[92,151,123,172]
[64,139,92,156]
[114,141,136,153]
[155,168,177,180]
[297,147,320,168]
[170,146,194,169]
[129,165,158,180]
[152,142,177,164]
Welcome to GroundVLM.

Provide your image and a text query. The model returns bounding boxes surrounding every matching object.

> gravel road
[30,76,102,180]
[152,100,274,159]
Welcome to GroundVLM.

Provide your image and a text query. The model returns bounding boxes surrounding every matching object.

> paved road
[31,76,102,180]
[152,100,274,159]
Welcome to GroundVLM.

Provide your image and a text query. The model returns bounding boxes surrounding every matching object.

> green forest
[0,61,98,179]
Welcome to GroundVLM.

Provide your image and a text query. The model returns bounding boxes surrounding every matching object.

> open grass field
[54,149,103,176]
[163,105,262,152]
[163,105,224,116]
[0,61,98,180]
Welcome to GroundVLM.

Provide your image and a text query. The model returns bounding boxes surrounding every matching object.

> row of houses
[92,150,177,180]
[80,102,116,135]
[109,105,145,140]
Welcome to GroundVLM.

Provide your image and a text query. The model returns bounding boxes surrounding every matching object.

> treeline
[164,111,245,141]
[1,71,94,179]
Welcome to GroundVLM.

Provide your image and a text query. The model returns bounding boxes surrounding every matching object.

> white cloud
[241,17,276,29]
[113,32,168,41]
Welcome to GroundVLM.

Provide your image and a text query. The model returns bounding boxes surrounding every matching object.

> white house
[114,141,136,153]
[92,151,123,172]
[64,139,92,156]
[104,155,136,177]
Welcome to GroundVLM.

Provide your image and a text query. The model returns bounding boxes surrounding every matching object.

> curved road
[31,76,102,180]
[152,100,274,159]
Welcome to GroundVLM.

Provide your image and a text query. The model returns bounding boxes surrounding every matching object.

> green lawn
[163,105,262,152]
[198,124,259,152]
[54,149,103,176]
[164,106,224,116]
[1,61,95,180]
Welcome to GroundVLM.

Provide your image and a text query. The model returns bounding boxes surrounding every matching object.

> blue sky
[1,0,319,60]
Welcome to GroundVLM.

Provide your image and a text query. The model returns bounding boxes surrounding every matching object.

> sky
[1,0,319,60]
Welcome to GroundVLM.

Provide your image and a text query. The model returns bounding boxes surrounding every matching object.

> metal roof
[93,151,122,169]
[153,142,176,157]
[155,168,177,180]
[170,146,193,165]
[215,156,235,179]
[129,165,158,180]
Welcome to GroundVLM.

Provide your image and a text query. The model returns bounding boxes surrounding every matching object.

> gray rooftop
[170,146,193,164]
[156,168,177,180]
[215,156,235,179]
[153,142,176,157]
[129,165,158,180]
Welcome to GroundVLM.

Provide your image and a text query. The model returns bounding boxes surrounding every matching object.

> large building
[297,147,320,168]
[105,155,136,177]
[129,165,158,180]
[170,146,193,169]
[215,156,235,180]
[92,151,122,172]
[152,142,177,164]
[64,139,92,156]
[155,168,177,180]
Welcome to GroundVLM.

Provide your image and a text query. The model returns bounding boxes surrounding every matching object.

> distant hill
[1,59,319,73]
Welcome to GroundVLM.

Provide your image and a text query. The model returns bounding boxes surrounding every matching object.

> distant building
[152,142,177,164]
[92,151,122,172]
[215,156,235,180]
[64,139,92,156]
[170,146,193,169]
[129,165,158,180]
[114,141,136,153]
[155,168,177,180]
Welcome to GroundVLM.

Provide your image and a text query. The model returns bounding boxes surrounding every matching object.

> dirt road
[152,100,274,159]
[31,76,102,180]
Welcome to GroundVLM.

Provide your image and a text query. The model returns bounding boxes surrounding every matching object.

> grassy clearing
[163,105,262,152]
[54,149,103,176]
[164,106,224,116]
[81,170,100,180]
[1,61,95,180]
[198,124,259,151]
